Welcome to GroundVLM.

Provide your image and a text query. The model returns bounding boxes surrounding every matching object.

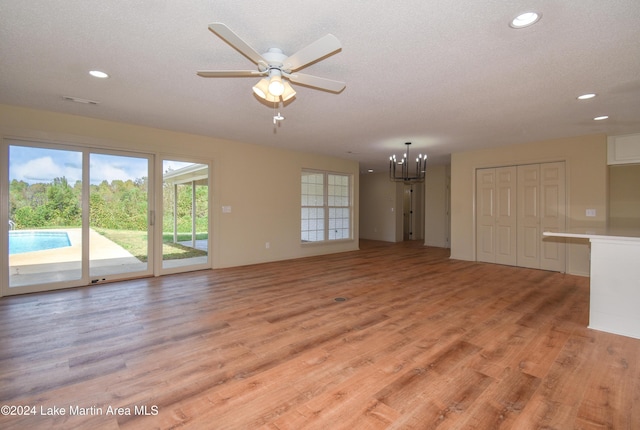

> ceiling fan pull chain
[273,101,277,124]
[273,101,285,125]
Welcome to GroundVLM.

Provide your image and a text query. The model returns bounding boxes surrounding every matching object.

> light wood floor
[1,240,639,429]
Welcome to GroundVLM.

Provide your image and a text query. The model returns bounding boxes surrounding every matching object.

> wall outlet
[586,209,596,217]
[265,242,270,249]
[222,205,232,213]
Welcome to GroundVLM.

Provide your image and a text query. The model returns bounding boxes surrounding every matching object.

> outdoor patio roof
[163,164,208,185]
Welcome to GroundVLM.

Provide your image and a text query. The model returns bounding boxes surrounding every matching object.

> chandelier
[389,142,427,183]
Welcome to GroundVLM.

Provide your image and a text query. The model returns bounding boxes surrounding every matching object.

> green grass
[162,232,209,241]
[94,228,207,262]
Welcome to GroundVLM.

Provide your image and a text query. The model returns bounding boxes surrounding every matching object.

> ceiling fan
[197,23,346,103]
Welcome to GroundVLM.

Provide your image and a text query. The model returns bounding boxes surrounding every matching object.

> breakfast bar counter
[543,229,640,339]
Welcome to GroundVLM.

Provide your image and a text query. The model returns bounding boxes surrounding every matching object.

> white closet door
[476,167,516,265]
[476,169,496,263]
[517,164,541,269]
[540,162,566,271]
[495,167,517,265]
[517,162,566,270]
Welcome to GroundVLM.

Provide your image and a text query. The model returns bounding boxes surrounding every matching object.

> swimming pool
[8,231,71,255]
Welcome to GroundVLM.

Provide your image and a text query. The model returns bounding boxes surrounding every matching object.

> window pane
[301,204,324,242]
[328,204,350,240]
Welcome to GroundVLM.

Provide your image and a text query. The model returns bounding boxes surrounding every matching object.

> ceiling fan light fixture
[252,78,270,99]
[253,78,293,102]
[281,81,296,102]
[264,93,280,103]
[268,71,285,96]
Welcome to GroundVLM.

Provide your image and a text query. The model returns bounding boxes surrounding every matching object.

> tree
[46,177,81,226]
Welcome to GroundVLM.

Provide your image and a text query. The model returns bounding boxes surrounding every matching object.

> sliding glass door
[160,159,209,272]
[89,152,152,281]
[4,142,152,294]
[8,145,84,289]
[2,141,212,295]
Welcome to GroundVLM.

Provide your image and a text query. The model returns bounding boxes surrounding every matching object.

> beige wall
[609,164,640,229]
[424,165,450,248]
[0,104,360,270]
[451,134,608,276]
[359,172,401,242]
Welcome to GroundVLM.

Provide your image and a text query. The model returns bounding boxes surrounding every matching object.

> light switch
[586,209,596,217]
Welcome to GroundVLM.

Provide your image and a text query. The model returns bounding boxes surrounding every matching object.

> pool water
[9,231,71,255]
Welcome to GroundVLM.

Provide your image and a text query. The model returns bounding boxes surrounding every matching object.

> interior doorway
[402,183,424,241]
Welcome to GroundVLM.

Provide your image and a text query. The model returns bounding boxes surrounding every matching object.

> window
[301,170,352,242]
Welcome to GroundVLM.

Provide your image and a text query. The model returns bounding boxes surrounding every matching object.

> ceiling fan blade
[208,22,266,66]
[285,34,342,71]
[197,70,265,78]
[288,73,346,93]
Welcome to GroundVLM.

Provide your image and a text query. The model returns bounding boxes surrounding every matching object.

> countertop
[543,228,640,241]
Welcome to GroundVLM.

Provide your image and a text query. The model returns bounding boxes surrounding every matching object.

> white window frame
[301,169,353,243]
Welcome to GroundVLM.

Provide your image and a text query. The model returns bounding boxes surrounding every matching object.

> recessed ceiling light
[510,12,542,28]
[89,70,109,79]
[594,115,609,121]
[577,93,597,100]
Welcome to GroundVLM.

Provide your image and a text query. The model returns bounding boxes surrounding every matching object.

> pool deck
[9,229,145,287]
[10,229,138,265]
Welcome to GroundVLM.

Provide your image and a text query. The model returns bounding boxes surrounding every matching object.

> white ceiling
[1,1,639,172]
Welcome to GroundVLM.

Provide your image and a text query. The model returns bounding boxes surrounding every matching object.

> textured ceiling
[1,1,639,172]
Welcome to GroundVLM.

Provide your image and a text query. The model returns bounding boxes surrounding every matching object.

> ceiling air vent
[62,96,100,105]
